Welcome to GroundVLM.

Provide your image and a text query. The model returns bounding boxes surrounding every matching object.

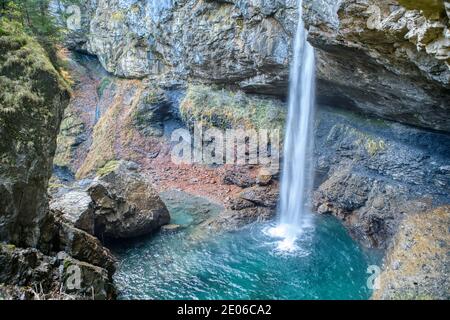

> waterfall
[268,0,316,251]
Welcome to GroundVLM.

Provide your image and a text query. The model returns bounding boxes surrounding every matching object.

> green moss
[63,259,73,270]
[111,11,125,22]
[0,20,69,118]
[97,77,112,98]
[96,160,120,177]
[53,112,85,168]
[180,84,286,131]
[1,244,16,251]
[0,19,70,188]
[143,90,161,105]
[365,138,386,156]
[398,0,445,19]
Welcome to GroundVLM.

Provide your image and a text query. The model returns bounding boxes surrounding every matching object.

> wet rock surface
[313,107,450,249]
[51,161,171,241]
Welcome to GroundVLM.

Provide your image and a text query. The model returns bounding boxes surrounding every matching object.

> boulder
[312,108,450,249]
[201,207,275,232]
[223,168,256,188]
[304,0,450,132]
[88,161,170,239]
[38,212,117,277]
[50,190,95,235]
[238,185,280,209]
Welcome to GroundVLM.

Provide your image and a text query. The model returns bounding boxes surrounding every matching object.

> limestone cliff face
[0,22,70,247]
[67,0,297,95]
[305,0,450,132]
[66,0,449,131]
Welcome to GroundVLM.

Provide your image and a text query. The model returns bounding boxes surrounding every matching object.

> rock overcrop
[0,21,70,247]
[51,161,171,241]
[64,0,450,132]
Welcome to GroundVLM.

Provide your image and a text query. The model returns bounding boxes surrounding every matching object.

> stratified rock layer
[64,0,449,132]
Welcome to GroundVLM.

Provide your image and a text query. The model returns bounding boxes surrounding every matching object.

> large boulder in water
[87,161,170,240]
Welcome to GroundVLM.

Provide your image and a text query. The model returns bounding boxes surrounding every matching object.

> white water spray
[268,0,316,251]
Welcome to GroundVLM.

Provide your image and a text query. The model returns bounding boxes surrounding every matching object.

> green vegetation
[0,19,69,182]
[0,19,68,123]
[180,84,286,131]
[97,77,112,98]
[0,0,80,61]
[96,160,120,177]
[398,0,446,19]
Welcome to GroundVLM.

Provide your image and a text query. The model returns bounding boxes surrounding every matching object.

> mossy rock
[398,0,446,19]
[180,84,286,131]
[0,19,70,246]
[96,160,121,177]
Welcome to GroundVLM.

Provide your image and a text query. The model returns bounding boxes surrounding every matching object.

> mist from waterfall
[268,0,316,252]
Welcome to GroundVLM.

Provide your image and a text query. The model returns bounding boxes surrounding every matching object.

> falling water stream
[268,0,316,251]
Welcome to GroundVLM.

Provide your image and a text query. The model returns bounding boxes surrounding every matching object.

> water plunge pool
[111,191,378,300]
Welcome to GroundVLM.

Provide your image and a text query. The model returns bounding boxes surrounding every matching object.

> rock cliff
[66,0,449,132]
[0,22,70,247]
[0,21,116,300]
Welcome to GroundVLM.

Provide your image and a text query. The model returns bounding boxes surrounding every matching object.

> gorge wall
[67,0,449,131]
[0,22,70,247]
[59,0,450,247]
[0,22,118,300]
[56,2,449,298]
